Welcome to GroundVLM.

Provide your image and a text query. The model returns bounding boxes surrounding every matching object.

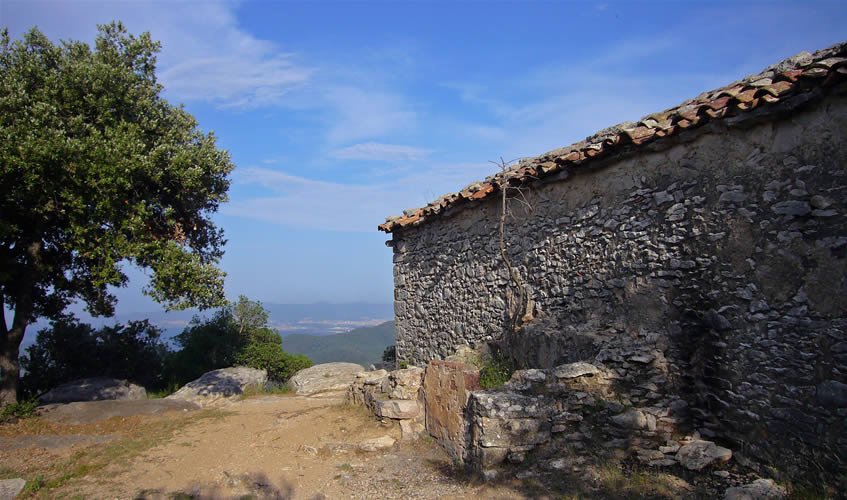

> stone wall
[389,90,847,486]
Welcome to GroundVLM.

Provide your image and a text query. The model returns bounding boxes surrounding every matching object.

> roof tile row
[380,42,847,233]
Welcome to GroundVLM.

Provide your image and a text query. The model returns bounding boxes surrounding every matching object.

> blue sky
[3,0,846,314]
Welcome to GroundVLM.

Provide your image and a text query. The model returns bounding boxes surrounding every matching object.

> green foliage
[20,317,169,396]
[235,332,312,382]
[167,297,312,386]
[0,397,38,423]
[398,361,409,369]
[0,22,233,317]
[166,310,245,386]
[382,345,396,364]
[0,22,233,402]
[479,358,514,389]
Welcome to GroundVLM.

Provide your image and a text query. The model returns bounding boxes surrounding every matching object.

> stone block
[375,399,420,419]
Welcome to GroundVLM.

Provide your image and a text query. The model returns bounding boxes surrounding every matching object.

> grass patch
[146,383,181,399]
[0,398,38,424]
[3,408,231,497]
[240,383,293,399]
[479,358,514,389]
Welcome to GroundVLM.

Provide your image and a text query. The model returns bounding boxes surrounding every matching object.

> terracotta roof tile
[379,41,847,233]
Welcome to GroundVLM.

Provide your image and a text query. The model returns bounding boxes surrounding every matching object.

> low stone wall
[347,367,425,441]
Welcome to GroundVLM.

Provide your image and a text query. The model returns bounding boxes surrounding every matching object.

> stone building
[380,43,846,487]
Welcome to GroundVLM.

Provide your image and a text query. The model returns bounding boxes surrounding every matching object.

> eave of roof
[379,41,847,234]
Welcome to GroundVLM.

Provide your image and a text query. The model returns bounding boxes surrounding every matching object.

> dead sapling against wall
[492,158,536,334]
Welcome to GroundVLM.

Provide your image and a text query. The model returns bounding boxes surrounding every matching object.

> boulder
[40,399,199,425]
[676,439,732,470]
[724,479,787,500]
[0,478,26,500]
[288,362,365,396]
[167,367,267,407]
[38,377,146,405]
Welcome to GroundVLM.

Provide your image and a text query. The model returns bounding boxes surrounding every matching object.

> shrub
[0,398,38,424]
[21,318,169,397]
[479,358,514,389]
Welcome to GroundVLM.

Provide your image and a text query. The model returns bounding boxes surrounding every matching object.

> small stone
[676,440,732,470]
[359,435,396,452]
[300,445,318,456]
[810,195,833,209]
[660,444,681,454]
[611,408,648,429]
[749,300,770,313]
[0,478,26,500]
[816,380,847,408]
[553,362,600,379]
[713,470,731,478]
[812,209,837,217]
[719,191,748,203]
[724,478,787,500]
[629,354,654,364]
[771,200,811,216]
[481,469,498,481]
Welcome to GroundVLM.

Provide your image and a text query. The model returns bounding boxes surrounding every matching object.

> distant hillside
[282,321,395,366]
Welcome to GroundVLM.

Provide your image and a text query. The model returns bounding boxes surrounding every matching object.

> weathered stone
[724,478,787,500]
[553,362,600,379]
[358,435,396,452]
[167,367,267,407]
[375,399,420,419]
[611,408,648,429]
[40,398,199,424]
[676,440,732,470]
[771,200,811,216]
[287,363,365,396]
[0,478,26,500]
[39,377,146,405]
[816,380,847,407]
[387,367,424,400]
[422,361,480,464]
[399,419,425,441]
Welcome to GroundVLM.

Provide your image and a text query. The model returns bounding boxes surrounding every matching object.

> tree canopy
[0,22,234,403]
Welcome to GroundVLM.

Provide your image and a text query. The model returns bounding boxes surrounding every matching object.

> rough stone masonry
[380,44,847,488]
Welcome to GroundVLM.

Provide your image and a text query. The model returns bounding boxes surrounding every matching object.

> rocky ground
[1,393,537,499]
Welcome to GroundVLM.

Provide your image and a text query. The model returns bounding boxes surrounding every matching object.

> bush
[169,298,312,386]
[236,336,312,382]
[479,358,514,389]
[21,318,169,397]
[0,398,38,423]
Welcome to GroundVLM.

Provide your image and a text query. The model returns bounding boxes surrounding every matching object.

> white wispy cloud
[330,142,431,161]
[4,0,313,109]
[227,164,496,232]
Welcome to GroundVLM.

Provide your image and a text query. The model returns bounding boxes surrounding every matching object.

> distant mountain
[281,321,395,367]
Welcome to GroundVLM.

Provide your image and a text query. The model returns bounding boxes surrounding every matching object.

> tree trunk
[1,293,32,406]
[0,333,22,405]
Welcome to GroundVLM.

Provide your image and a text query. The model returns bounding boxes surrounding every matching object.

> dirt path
[50,394,528,499]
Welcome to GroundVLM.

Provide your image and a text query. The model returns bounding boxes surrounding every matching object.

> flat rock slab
[0,478,26,500]
[167,367,268,407]
[0,433,117,451]
[724,478,787,500]
[289,363,365,396]
[40,399,199,425]
[676,439,732,471]
[39,377,146,405]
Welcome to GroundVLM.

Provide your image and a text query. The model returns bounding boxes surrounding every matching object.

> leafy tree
[0,23,234,404]
[167,297,312,386]
[20,317,169,397]
[236,334,312,383]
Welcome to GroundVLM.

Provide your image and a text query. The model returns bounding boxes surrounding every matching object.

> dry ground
[0,394,538,499]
